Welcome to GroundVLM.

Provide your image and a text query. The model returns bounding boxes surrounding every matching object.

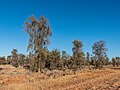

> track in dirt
[40,69,120,90]
[0,65,120,90]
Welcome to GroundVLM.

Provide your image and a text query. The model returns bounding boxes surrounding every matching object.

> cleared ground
[0,65,120,90]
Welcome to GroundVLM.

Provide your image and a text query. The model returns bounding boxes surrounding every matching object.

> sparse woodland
[0,16,120,74]
[0,16,120,90]
[0,0,120,89]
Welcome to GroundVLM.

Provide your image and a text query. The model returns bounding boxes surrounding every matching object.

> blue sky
[0,0,120,59]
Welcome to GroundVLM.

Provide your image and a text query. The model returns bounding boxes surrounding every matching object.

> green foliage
[24,16,52,52]
[101,56,109,65]
[11,49,19,67]
[7,55,12,64]
[0,56,7,65]
[72,40,85,70]
[0,15,116,73]
[61,51,70,70]
[49,49,61,70]
[24,15,52,72]
[112,57,120,67]
[92,40,108,69]
[86,52,91,69]
[11,49,18,61]
[18,53,25,66]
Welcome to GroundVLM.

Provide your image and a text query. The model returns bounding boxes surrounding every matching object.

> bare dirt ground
[0,65,120,90]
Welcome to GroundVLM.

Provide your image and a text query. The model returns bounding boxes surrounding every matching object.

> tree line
[0,16,120,73]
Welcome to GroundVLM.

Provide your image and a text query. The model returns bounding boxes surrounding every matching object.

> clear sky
[0,0,120,59]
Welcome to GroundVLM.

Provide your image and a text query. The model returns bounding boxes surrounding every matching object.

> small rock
[0,81,4,85]
[91,86,96,90]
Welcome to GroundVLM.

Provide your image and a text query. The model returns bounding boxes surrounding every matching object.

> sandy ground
[0,65,120,90]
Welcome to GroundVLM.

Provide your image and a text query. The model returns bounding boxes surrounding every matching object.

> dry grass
[0,65,120,90]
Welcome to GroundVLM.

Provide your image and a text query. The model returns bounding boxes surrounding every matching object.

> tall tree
[112,57,116,67]
[115,57,120,67]
[86,52,91,69]
[24,16,52,72]
[72,40,84,71]
[92,40,107,69]
[11,49,18,67]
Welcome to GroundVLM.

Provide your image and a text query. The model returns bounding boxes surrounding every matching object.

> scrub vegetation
[0,16,120,90]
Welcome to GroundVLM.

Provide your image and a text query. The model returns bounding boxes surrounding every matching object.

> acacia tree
[112,57,116,67]
[0,56,6,65]
[86,52,91,69]
[24,16,52,72]
[72,40,84,71]
[92,40,107,69]
[101,56,109,65]
[61,51,70,69]
[7,55,12,64]
[112,57,120,67]
[49,49,61,70]
[115,57,120,67]
[18,53,25,66]
[11,49,18,67]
